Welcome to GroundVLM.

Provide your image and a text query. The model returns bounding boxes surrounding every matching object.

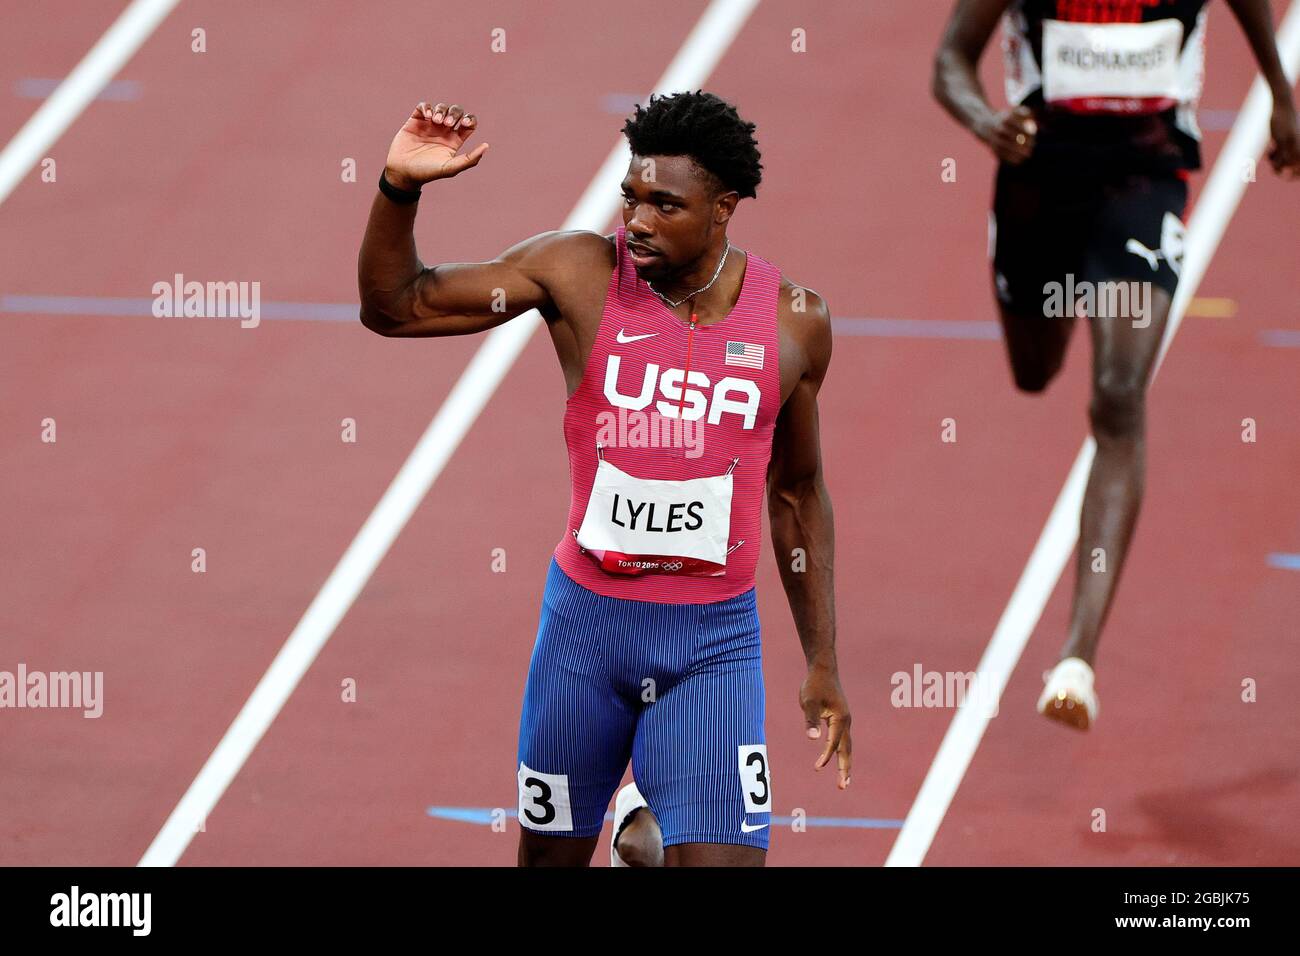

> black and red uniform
[992,0,1211,313]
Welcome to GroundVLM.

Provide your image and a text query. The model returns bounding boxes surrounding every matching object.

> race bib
[1042,18,1183,114]
[574,449,739,576]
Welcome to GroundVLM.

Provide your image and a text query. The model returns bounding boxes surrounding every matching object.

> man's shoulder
[511,229,615,268]
[775,275,831,330]
[773,274,832,379]
[501,230,617,306]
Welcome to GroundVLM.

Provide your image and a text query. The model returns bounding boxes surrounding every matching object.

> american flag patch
[725,341,764,370]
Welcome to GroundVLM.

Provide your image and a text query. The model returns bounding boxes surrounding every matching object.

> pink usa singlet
[553,226,783,604]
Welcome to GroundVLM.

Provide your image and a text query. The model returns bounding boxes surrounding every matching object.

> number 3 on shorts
[517,762,574,832]
[737,744,771,814]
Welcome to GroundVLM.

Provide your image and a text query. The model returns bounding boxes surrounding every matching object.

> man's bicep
[768,379,824,492]
[407,232,565,328]
[770,291,832,489]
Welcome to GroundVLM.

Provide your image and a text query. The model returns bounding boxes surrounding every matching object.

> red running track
[1,0,1296,866]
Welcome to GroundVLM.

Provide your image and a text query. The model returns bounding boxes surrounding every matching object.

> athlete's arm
[358,102,588,336]
[932,0,1038,165]
[1225,0,1300,177]
[767,290,851,790]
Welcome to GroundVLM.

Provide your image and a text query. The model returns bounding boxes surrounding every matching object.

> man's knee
[1013,364,1059,394]
[517,831,595,867]
[1000,309,1071,394]
[613,810,664,867]
[1089,373,1146,438]
[1011,349,1068,393]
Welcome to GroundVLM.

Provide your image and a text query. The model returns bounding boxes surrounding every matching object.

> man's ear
[714,191,740,225]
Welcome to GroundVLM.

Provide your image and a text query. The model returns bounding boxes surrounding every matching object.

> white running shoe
[1037,657,1098,731]
[609,782,650,867]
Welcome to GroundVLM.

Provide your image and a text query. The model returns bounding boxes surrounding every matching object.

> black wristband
[378,170,421,204]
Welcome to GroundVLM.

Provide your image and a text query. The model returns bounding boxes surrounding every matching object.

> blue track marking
[5,297,993,340]
[16,78,142,101]
[2,294,355,322]
[1198,109,1240,131]
[26,295,1282,349]
[1267,553,1300,571]
[1260,330,1300,348]
[832,317,1001,340]
[601,93,642,114]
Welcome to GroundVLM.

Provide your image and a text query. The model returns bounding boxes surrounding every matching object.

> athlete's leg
[996,304,1077,393]
[611,802,664,867]
[612,803,764,866]
[518,832,600,867]
[1060,287,1172,667]
[665,842,765,866]
[1057,173,1187,674]
[610,798,761,866]
[990,163,1085,393]
[612,801,764,866]
[515,560,636,866]
[631,589,770,868]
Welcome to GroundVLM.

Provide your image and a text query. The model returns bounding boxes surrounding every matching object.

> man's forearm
[1227,0,1297,106]
[769,478,837,670]
[934,48,999,140]
[357,186,423,322]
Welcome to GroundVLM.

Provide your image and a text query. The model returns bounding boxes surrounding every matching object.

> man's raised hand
[385,101,489,190]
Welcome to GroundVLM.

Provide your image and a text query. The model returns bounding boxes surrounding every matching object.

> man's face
[620,154,732,282]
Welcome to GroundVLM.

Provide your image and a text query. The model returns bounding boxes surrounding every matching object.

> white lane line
[885,1,1300,869]
[137,0,762,868]
[0,0,181,206]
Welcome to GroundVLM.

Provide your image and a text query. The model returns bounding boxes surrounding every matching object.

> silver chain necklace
[647,240,732,310]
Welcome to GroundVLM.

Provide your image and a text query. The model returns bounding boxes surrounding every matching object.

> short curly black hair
[621,90,762,199]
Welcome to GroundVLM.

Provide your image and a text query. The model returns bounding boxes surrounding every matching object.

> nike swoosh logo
[740,821,769,833]
[617,329,658,343]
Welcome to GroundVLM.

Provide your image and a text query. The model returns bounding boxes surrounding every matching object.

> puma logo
[1126,238,1163,271]
[1125,212,1186,277]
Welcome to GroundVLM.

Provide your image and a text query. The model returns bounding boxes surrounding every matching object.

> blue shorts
[516,558,771,850]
